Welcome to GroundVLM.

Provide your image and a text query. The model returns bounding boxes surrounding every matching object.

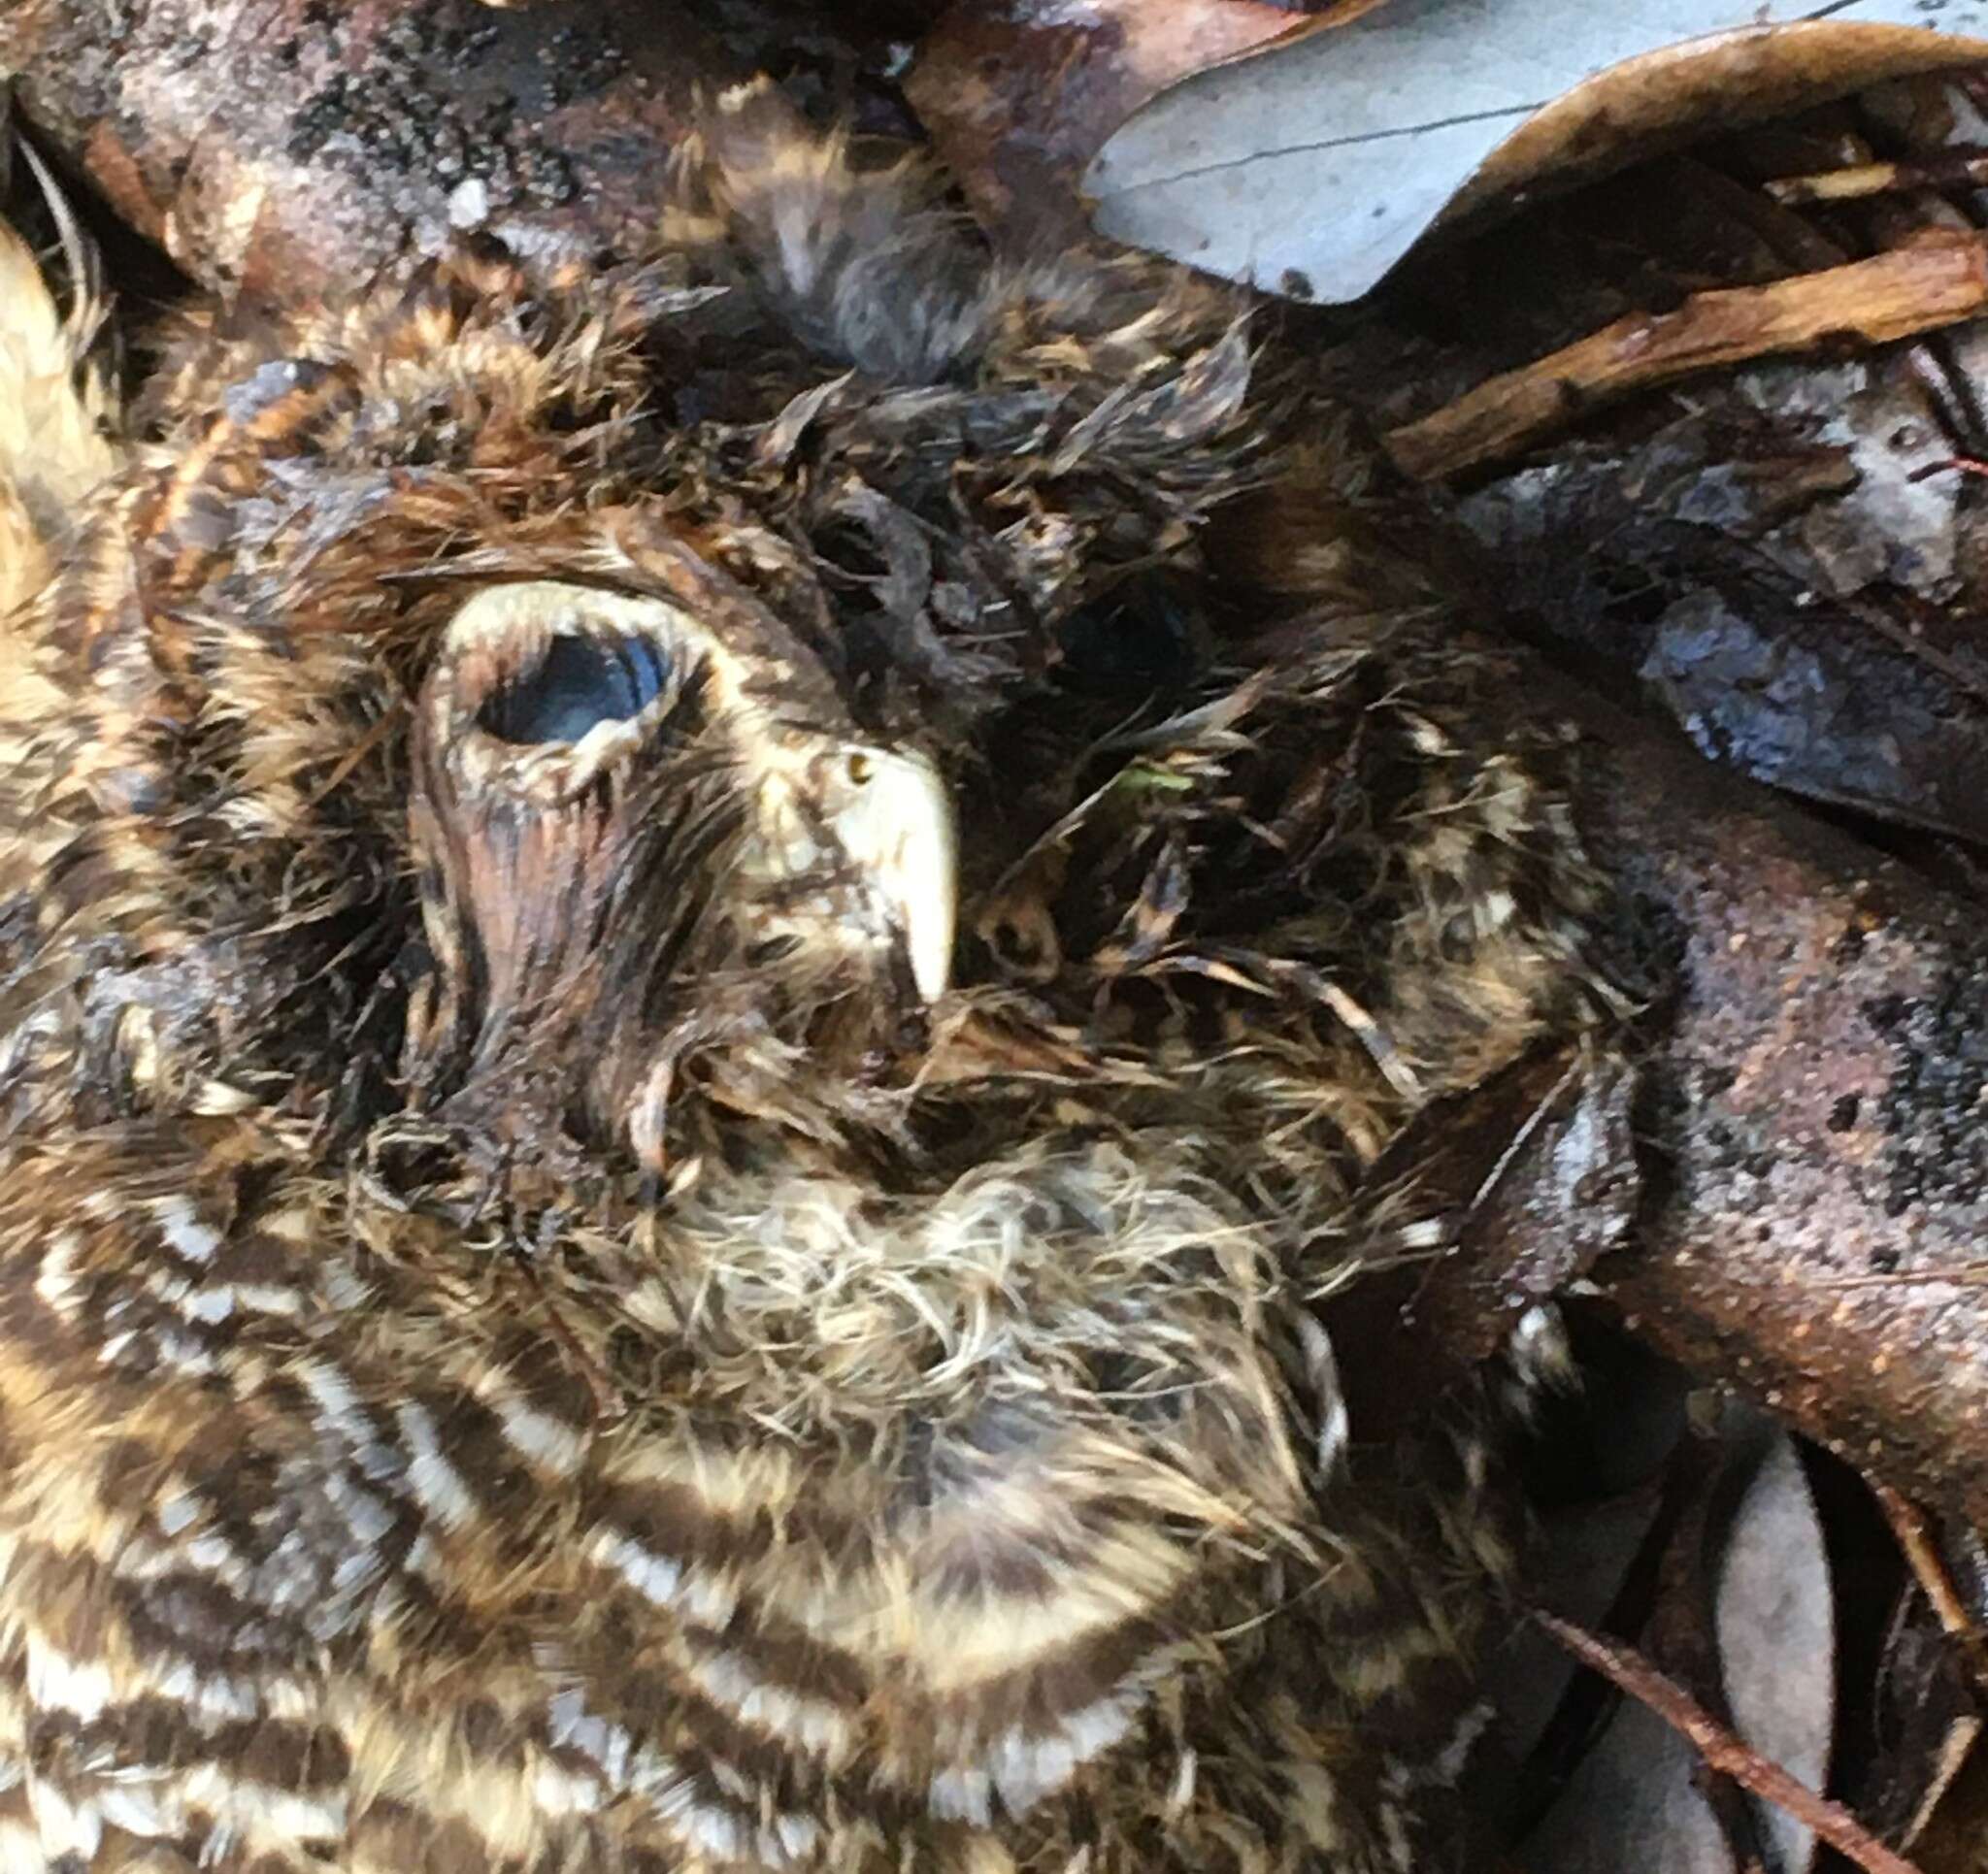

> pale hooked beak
[830,748,957,1002]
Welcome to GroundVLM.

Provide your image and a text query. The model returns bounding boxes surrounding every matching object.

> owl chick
[0,89,1604,1873]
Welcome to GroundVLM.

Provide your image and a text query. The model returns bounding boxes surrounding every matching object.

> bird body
[0,92,1602,1871]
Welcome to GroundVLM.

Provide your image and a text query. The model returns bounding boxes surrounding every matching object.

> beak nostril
[997,922,1039,964]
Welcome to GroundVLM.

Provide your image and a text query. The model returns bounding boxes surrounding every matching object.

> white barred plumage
[0,83,1607,1873]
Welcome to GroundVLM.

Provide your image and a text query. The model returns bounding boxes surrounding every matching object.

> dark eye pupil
[480,634,670,744]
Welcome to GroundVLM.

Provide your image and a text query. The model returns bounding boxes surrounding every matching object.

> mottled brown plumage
[0,90,1607,1871]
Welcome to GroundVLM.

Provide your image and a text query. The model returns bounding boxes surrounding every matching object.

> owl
[0,86,1604,1873]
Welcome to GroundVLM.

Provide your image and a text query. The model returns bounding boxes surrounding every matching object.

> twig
[1873,1483,1988,1696]
[1679,155,1849,274]
[1837,591,1988,714]
[1534,1610,1924,1874]
[1385,234,1988,480]
[1767,150,1988,207]
[1907,454,1988,481]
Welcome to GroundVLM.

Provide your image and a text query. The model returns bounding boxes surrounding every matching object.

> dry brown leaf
[1086,1,1988,303]
[906,0,1310,245]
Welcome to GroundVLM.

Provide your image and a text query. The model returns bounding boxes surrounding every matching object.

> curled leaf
[1086,0,1988,303]
[907,0,1306,244]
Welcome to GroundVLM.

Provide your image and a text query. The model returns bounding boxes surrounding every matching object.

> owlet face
[408,573,955,1167]
[0,89,1600,1874]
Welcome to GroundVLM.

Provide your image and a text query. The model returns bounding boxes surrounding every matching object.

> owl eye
[479,632,672,746]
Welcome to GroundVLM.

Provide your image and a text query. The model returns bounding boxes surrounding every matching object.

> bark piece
[1548,678,1988,1535]
[0,0,749,307]
[1385,232,1988,479]
[1349,660,1988,1534]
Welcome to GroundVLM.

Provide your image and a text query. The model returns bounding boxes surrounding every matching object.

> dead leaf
[1330,1047,1640,1410]
[1524,1694,1745,1873]
[1713,1427,1836,1872]
[906,0,1306,244]
[1086,0,1988,303]
[1455,353,1988,845]
[1902,1720,1988,1874]
[1517,1420,1835,1874]
[1490,1488,1670,1776]
[1858,1585,1985,1854]
[1475,1325,1691,1835]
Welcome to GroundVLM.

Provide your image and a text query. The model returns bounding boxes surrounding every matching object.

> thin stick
[1385,234,1988,480]
[1533,1610,1925,1874]
[1872,1483,1988,1694]
[1907,454,1988,481]
[1838,591,1988,714]
[1767,151,1988,207]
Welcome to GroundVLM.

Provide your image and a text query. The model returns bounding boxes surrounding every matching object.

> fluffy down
[0,86,1609,1873]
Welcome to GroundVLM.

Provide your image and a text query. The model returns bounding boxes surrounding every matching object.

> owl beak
[832,748,957,1002]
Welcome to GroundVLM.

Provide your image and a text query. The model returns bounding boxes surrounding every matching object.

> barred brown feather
[0,84,1607,1872]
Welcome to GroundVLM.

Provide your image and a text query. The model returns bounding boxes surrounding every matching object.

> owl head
[2,81,1600,1431]
[6,82,1299,1163]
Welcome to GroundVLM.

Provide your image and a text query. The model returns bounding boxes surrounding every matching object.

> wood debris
[1423,667,1988,1538]
[1537,1610,1925,1874]
[1385,232,1988,479]
[1767,148,1988,205]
